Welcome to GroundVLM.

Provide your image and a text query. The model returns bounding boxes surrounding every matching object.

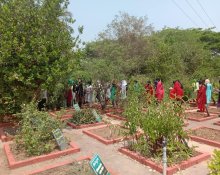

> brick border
[118,147,210,175]
[4,141,80,169]
[67,121,105,129]
[186,112,217,122]
[189,126,220,148]
[214,120,220,126]
[26,155,118,175]
[106,113,127,121]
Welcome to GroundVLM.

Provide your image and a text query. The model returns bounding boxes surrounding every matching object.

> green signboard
[52,128,68,151]
[92,109,102,122]
[73,104,81,112]
[90,154,110,175]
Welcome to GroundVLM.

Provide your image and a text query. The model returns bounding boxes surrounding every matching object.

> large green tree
[0,0,81,114]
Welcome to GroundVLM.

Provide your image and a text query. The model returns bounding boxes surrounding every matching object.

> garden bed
[83,125,132,145]
[214,120,220,126]
[0,125,19,142]
[67,121,105,129]
[0,115,18,127]
[185,112,217,122]
[67,108,105,129]
[106,113,127,121]
[49,109,75,121]
[188,102,197,107]
[27,155,117,175]
[118,147,210,175]
[189,126,220,148]
[208,108,220,115]
[4,141,80,169]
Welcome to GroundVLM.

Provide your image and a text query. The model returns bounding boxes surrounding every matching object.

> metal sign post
[162,137,167,175]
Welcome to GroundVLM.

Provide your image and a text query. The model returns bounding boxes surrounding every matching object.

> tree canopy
[81,12,219,84]
[0,0,81,114]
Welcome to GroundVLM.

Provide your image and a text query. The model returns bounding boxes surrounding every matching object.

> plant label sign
[73,104,81,112]
[52,128,68,151]
[90,154,110,175]
[92,109,102,122]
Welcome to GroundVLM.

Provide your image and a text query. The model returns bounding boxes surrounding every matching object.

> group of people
[64,78,220,112]
[65,79,128,109]
[144,79,184,103]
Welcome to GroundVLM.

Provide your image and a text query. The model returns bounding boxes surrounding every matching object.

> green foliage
[124,86,193,165]
[0,0,82,114]
[69,109,101,125]
[15,103,63,156]
[82,16,220,84]
[209,150,220,175]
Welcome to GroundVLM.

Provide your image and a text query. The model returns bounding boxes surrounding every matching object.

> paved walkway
[0,109,220,175]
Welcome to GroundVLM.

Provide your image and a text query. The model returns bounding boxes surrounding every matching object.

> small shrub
[124,84,194,165]
[69,109,100,125]
[209,150,220,175]
[15,102,63,156]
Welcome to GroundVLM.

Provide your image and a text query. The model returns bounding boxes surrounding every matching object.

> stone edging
[118,147,210,175]
[4,141,80,169]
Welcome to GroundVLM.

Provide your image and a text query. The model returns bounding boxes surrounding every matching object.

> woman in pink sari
[155,79,164,102]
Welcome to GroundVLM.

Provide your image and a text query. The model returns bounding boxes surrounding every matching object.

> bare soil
[35,160,93,175]
[191,127,220,142]
[208,108,220,114]
[0,115,18,123]
[3,126,19,138]
[90,125,128,140]
[10,142,71,161]
[184,112,210,118]
[111,111,125,117]
[54,109,74,116]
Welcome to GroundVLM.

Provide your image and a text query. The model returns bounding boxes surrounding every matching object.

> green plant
[69,109,101,125]
[124,84,194,165]
[209,150,220,175]
[15,102,63,156]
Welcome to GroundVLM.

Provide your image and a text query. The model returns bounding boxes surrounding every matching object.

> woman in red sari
[155,79,164,102]
[197,80,206,112]
[173,80,184,101]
